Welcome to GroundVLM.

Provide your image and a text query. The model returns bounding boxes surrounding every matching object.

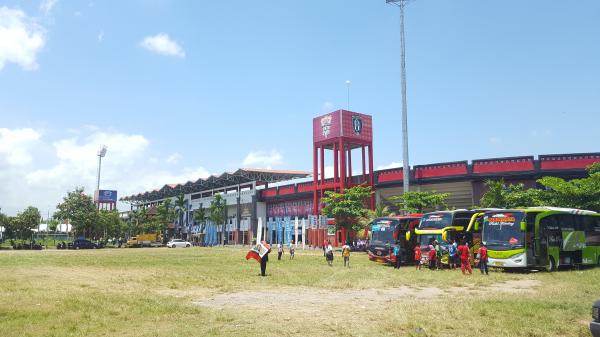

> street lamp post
[386,0,411,193]
[96,145,107,195]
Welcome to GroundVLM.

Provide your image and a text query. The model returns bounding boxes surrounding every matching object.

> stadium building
[122,110,599,246]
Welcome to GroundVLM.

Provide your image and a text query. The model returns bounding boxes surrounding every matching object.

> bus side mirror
[474,222,479,231]
[405,232,411,241]
[520,221,526,232]
[442,231,447,241]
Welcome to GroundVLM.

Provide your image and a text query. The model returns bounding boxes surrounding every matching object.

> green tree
[156,199,176,239]
[194,206,206,228]
[13,206,41,240]
[128,207,148,235]
[479,179,543,209]
[47,219,60,232]
[536,163,600,211]
[54,188,98,237]
[320,185,372,241]
[209,194,226,245]
[174,194,187,237]
[98,210,126,239]
[390,191,449,213]
[0,212,9,238]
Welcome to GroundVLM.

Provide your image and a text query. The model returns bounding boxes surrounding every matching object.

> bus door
[525,212,538,267]
[538,215,562,266]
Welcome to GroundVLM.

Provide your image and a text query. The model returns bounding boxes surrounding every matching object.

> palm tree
[174,194,186,238]
[209,194,226,246]
[193,207,206,245]
[157,199,175,241]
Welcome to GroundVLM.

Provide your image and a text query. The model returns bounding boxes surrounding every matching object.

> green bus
[479,207,600,271]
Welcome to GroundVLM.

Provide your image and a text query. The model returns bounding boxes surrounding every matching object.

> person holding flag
[245,241,272,276]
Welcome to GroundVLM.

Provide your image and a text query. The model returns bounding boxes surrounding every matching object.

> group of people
[413,239,489,275]
[276,241,296,260]
[323,240,352,267]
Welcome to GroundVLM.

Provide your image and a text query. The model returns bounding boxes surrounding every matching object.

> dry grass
[0,247,597,337]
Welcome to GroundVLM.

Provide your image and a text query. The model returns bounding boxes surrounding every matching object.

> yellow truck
[127,233,163,248]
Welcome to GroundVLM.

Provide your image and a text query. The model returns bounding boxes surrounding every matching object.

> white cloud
[39,0,58,15]
[166,152,181,165]
[139,33,185,58]
[0,127,211,215]
[0,128,41,166]
[0,7,46,71]
[97,31,104,43]
[242,150,283,169]
[377,161,402,170]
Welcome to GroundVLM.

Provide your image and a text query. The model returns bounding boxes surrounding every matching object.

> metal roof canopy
[121,168,311,202]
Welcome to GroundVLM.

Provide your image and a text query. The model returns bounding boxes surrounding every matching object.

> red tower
[312,110,375,243]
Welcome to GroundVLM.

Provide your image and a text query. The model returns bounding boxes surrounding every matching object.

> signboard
[95,190,117,202]
[312,110,372,143]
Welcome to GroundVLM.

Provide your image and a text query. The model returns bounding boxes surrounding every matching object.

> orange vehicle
[367,214,423,264]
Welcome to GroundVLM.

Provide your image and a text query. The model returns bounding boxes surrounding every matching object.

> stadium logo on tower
[321,114,332,137]
[352,115,363,134]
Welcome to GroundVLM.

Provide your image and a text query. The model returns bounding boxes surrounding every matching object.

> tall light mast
[386,0,412,193]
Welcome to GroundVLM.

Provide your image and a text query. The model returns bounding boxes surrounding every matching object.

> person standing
[478,243,489,275]
[277,242,283,260]
[260,242,271,277]
[393,242,402,269]
[434,240,443,270]
[289,240,295,260]
[325,241,334,266]
[447,239,458,270]
[457,240,472,275]
[414,245,422,270]
[428,246,437,270]
[342,242,351,267]
[323,239,328,257]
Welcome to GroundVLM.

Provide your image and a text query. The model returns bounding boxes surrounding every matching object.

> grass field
[0,247,598,337]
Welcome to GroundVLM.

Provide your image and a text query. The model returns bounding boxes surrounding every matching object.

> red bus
[367,214,423,264]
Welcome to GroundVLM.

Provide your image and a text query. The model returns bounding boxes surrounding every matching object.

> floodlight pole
[96,145,107,194]
[387,0,411,193]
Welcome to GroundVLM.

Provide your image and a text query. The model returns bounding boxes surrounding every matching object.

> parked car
[68,239,99,250]
[592,300,600,337]
[166,239,192,248]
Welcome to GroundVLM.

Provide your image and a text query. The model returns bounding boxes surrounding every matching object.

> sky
[0,0,599,215]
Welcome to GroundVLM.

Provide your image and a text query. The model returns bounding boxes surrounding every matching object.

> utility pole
[386,0,412,193]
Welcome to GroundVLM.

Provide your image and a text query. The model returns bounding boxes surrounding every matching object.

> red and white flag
[245,241,271,263]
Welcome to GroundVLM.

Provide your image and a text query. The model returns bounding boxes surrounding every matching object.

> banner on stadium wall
[267,199,313,218]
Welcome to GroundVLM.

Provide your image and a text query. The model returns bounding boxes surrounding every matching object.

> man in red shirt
[414,245,422,270]
[427,246,436,270]
[478,243,489,275]
[457,240,472,275]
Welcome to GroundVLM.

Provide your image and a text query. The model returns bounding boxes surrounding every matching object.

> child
[325,241,334,266]
[428,247,437,270]
[478,243,489,275]
[342,242,351,267]
[277,242,283,260]
[289,240,295,260]
[414,245,422,270]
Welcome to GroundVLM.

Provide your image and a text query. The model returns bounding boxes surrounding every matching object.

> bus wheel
[546,256,556,272]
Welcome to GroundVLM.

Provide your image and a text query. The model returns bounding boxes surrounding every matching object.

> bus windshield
[418,234,443,249]
[370,219,398,245]
[482,211,525,250]
[419,213,453,230]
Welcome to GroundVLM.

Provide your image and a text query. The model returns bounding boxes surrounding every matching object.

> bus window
[583,216,600,246]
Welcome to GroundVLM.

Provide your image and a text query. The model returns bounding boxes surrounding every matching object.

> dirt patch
[192,279,540,312]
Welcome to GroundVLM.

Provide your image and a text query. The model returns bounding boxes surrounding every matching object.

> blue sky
[0,0,599,214]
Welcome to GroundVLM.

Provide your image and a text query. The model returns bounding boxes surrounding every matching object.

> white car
[167,239,192,248]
